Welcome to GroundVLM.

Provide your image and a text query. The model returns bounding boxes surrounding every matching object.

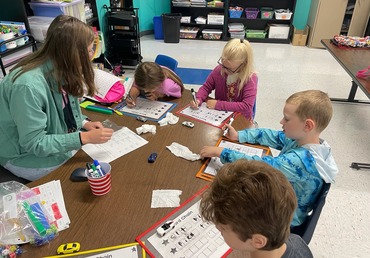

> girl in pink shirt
[190,39,258,122]
[126,62,184,107]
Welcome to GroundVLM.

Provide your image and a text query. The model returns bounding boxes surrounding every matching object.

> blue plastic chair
[154,54,178,72]
[290,182,331,244]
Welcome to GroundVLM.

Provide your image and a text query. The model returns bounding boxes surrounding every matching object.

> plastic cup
[85,162,111,196]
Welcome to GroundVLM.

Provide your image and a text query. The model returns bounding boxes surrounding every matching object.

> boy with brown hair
[200,90,338,227]
[200,160,313,258]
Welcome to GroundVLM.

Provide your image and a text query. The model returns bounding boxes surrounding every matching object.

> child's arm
[195,66,220,105]
[238,128,287,150]
[126,86,140,107]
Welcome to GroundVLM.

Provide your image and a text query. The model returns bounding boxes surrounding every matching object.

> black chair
[291,182,331,244]
[0,166,30,185]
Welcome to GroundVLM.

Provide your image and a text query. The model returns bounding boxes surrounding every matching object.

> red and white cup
[85,162,112,196]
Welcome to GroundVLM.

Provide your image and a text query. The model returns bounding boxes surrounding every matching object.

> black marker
[191,88,198,107]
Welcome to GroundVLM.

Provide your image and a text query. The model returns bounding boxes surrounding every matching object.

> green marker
[86,105,113,115]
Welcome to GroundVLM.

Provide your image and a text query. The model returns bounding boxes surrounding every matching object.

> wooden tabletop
[23,90,250,257]
[321,39,370,99]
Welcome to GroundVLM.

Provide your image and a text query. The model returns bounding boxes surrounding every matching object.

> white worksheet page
[82,127,148,163]
[204,140,264,176]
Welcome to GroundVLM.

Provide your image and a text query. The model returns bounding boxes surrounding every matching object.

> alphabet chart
[116,97,177,121]
[196,138,271,181]
[176,103,233,128]
[136,186,231,258]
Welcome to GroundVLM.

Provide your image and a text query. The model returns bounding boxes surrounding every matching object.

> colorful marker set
[86,160,106,178]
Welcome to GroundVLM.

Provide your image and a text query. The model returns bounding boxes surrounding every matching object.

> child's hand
[206,100,217,109]
[200,146,223,159]
[126,95,137,107]
[190,99,200,109]
[222,124,238,141]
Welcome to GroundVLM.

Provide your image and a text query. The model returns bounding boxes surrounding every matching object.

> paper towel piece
[166,142,201,161]
[151,189,182,208]
[136,124,156,135]
[158,112,179,126]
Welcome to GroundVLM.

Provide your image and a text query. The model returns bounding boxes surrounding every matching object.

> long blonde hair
[134,62,184,91]
[221,39,255,92]
[12,15,96,97]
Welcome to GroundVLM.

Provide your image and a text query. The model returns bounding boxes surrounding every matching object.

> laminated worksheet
[136,186,231,258]
[196,138,271,181]
[116,97,177,121]
[176,103,233,128]
[82,127,148,163]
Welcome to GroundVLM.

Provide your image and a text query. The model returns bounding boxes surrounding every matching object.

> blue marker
[93,159,105,176]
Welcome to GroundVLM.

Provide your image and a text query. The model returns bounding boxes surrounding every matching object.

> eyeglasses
[217,57,244,73]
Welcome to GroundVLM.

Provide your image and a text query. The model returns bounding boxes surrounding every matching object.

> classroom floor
[137,35,370,258]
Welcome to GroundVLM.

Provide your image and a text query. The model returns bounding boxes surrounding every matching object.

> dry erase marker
[86,163,94,177]
[223,114,235,136]
[93,159,105,176]
[191,88,198,107]
[86,105,113,115]
[90,164,100,178]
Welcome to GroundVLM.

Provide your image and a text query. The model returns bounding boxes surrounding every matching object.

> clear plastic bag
[0,181,58,246]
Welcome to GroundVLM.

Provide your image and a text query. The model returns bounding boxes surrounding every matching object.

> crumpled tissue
[158,112,179,126]
[136,124,156,135]
[151,189,182,208]
[166,142,201,161]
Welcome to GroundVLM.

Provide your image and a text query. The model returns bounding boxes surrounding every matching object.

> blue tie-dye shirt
[220,128,338,226]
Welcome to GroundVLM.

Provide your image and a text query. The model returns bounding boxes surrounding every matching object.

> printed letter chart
[82,127,148,163]
[116,97,177,121]
[176,103,233,128]
[136,186,231,258]
[196,138,271,181]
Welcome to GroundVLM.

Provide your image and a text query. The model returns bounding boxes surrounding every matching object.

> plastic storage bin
[246,30,267,38]
[27,16,55,42]
[261,7,274,19]
[245,8,259,19]
[275,9,293,20]
[228,7,243,18]
[162,13,182,43]
[29,0,86,22]
[180,27,199,39]
[202,29,222,40]
[153,16,164,40]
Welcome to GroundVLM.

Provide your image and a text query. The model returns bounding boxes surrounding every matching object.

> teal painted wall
[293,0,311,30]
[133,0,311,32]
[133,0,170,32]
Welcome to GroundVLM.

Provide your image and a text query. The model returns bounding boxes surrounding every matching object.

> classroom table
[23,90,250,257]
[321,39,370,104]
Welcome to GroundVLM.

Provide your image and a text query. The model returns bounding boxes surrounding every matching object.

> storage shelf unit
[0,35,37,77]
[228,0,295,43]
[171,0,296,43]
[104,5,142,67]
[172,5,226,40]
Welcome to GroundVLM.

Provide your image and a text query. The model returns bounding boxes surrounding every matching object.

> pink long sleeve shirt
[196,65,258,119]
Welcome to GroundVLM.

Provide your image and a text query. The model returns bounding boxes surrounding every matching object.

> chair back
[291,182,331,244]
[155,54,178,72]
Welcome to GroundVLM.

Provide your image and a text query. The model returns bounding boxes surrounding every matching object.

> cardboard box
[292,26,309,46]
[268,24,290,39]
